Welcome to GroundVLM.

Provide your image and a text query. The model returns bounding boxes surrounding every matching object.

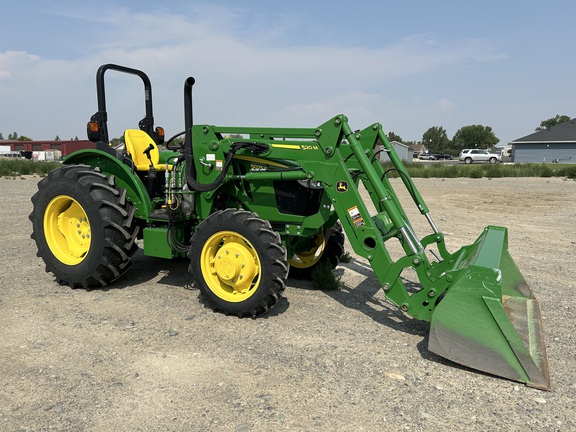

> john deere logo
[336,181,348,192]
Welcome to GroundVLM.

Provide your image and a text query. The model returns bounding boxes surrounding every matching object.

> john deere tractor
[30,64,551,390]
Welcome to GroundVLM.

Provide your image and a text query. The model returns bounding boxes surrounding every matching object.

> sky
[1,0,575,146]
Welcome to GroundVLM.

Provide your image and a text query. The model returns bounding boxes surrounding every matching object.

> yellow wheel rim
[200,231,261,302]
[44,195,91,265]
[288,233,325,269]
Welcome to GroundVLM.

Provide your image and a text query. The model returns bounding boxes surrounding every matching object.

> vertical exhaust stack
[184,77,196,189]
[181,76,238,193]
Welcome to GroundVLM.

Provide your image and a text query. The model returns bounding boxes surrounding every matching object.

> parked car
[431,153,452,160]
[459,149,501,164]
[418,153,434,160]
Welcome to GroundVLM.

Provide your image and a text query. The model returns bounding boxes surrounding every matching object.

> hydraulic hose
[183,76,269,192]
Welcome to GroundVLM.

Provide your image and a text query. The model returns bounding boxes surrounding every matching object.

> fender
[64,149,153,219]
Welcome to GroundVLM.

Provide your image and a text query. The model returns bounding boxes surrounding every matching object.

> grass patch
[0,159,61,177]
[310,260,341,291]
[339,251,352,263]
[381,161,576,179]
[469,168,483,178]
[484,164,504,178]
[557,166,576,179]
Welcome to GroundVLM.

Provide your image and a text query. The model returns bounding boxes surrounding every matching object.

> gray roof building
[378,141,412,163]
[509,119,576,164]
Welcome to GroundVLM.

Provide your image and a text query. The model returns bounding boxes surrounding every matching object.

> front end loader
[30,64,551,390]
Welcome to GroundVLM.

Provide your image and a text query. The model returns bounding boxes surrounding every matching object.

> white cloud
[0,50,41,74]
[0,6,506,140]
[436,98,456,111]
[274,91,381,127]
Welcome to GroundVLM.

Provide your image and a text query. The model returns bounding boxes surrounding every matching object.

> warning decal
[348,206,365,228]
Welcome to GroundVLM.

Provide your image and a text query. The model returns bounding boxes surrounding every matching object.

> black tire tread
[288,223,346,279]
[188,209,288,317]
[29,165,139,288]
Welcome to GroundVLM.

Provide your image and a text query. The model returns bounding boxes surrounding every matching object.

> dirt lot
[1,175,575,431]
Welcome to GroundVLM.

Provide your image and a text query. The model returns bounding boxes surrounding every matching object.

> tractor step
[148,208,190,222]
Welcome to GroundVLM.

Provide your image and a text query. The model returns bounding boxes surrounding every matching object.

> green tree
[422,126,450,153]
[538,114,571,130]
[17,135,32,141]
[54,135,61,141]
[110,137,124,148]
[452,125,499,150]
[387,131,403,143]
[8,132,18,140]
[0,132,4,140]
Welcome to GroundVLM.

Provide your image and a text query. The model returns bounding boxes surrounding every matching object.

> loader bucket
[428,226,551,390]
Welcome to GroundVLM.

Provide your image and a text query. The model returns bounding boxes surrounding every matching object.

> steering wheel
[165,131,186,150]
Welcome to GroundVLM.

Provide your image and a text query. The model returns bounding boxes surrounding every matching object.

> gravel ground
[0,175,575,431]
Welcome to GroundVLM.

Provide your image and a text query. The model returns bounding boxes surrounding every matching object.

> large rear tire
[30,165,139,288]
[288,224,345,279]
[188,209,288,317]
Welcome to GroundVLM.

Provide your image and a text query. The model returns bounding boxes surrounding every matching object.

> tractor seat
[124,129,171,172]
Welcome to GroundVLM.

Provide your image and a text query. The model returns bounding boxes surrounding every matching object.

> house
[378,140,413,163]
[509,119,576,164]
[409,143,423,158]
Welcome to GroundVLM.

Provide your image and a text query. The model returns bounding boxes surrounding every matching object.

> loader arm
[191,115,457,319]
[189,114,550,390]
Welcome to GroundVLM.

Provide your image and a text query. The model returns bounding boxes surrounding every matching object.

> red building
[2,140,95,158]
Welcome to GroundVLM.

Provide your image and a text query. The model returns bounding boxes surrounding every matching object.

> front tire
[188,209,288,317]
[489,157,497,164]
[30,165,139,288]
[464,157,473,164]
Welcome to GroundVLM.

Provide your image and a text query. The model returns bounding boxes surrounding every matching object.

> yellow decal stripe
[271,144,301,150]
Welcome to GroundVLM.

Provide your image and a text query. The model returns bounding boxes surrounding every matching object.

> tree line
[386,114,572,156]
[0,132,80,141]
[0,132,33,141]
[1,114,571,151]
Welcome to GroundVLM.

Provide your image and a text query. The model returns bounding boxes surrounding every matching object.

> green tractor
[30,64,551,390]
